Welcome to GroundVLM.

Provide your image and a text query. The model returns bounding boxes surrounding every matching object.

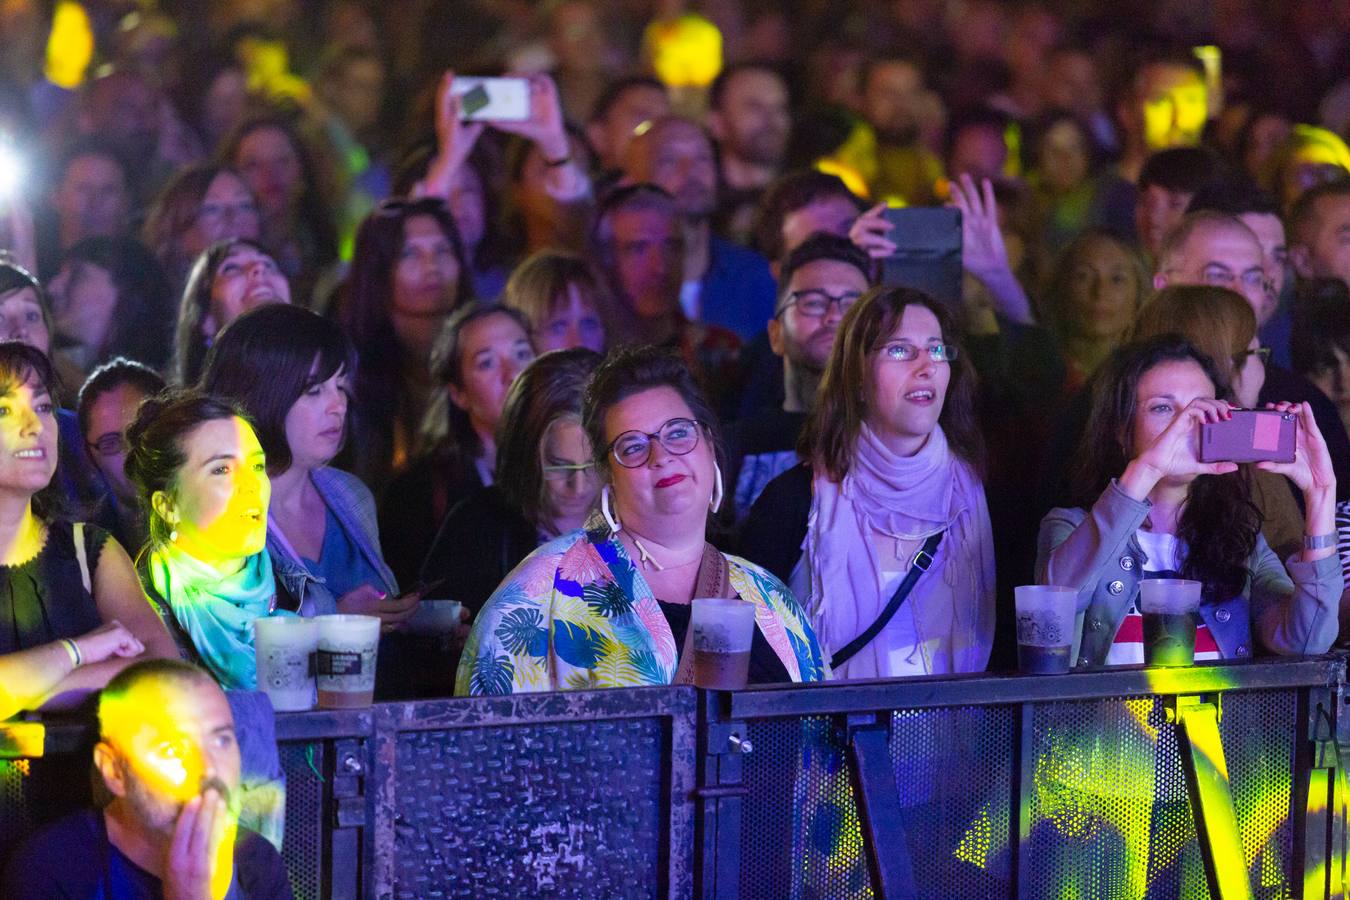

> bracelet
[1304,532,1337,550]
[60,638,82,667]
[543,155,571,168]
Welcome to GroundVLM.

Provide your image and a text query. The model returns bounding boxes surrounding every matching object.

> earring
[169,529,178,543]
[710,462,724,512]
[600,484,621,533]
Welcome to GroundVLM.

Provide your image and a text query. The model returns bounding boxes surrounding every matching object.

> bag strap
[73,522,91,594]
[830,530,943,670]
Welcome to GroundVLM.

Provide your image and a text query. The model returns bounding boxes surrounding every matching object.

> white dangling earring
[601,484,621,533]
[709,462,724,512]
[169,529,178,543]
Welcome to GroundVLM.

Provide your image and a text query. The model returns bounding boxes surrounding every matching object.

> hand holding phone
[450,77,531,122]
[1199,408,1297,464]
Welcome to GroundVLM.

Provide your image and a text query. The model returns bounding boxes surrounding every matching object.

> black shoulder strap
[830,530,944,670]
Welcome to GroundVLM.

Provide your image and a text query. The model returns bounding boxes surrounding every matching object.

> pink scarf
[803,423,995,679]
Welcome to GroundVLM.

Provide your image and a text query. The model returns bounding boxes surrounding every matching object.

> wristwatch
[1303,532,1337,551]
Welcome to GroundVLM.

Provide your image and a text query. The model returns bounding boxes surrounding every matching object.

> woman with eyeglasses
[420,348,602,622]
[1038,335,1339,667]
[741,286,995,679]
[457,346,827,695]
[141,163,261,298]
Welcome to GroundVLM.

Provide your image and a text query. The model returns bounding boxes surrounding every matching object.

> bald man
[1153,211,1350,499]
[623,116,777,341]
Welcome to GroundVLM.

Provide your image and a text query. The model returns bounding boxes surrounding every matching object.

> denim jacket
[1036,479,1341,667]
[265,467,398,614]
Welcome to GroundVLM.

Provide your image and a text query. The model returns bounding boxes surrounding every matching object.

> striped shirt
[1105,530,1221,665]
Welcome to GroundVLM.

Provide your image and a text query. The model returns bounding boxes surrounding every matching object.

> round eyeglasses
[607,417,704,468]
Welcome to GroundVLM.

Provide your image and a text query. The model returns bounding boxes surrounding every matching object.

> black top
[656,599,792,685]
[2,808,293,899]
[379,454,484,588]
[723,406,808,531]
[0,521,107,655]
[419,485,540,619]
[738,463,813,585]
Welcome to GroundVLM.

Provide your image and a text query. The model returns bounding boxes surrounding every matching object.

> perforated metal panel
[279,741,327,900]
[390,718,670,899]
[0,759,32,869]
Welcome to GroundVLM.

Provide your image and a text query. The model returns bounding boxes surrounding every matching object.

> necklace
[629,535,701,572]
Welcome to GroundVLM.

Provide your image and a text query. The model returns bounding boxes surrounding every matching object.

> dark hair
[1186,176,1281,218]
[1288,178,1350,247]
[58,236,175,371]
[425,302,531,469]
[709,61,786,111]
[496,348,603,527]
[141,163,255,279]
[1072,336,1259,603]
[582,346,723,485]
[0,258,55,340]
[0,341,64,519]
[77,357,166,439]
[777,233,875,312]
[1138,147,1227,194]
[801,286,983,481]
[1291,278,1350,381]
[218,113,338,270]
[124,388,248,548]
[502,250,611,345]
[943,106,1013,167]
[1023,109,1104,174]
[54,136,131,187]
[589,76,667,124]
[751,169,863,262]
[200,304,356,475]
[172,238,277,385]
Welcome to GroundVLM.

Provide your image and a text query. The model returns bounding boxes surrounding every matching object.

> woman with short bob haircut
[1038,336,1340,667]
[457,346,827,695]
[420,348,603,618]
[501,250,608,354]
[742,286,995,679]
[200,304,417,630]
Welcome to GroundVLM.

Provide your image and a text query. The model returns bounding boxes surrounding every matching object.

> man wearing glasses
[725,234,873,522]
[1154,211,1350,500]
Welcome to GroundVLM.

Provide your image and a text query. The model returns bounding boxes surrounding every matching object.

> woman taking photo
[420,347,603,618]
[200,304,417,630]
[457,346,827,695]
[741,286,995,679]
[125,390,329,688]
[172,239,291,385]
[1038,336,1340,667]
[338,197,472,493]
[0,342,174,714]
[379,301,534,585]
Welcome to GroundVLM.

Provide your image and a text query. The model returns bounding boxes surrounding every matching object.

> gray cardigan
[1036,479,1340,667]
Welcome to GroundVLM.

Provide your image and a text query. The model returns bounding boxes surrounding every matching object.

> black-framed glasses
[1234,346,1272,366]
[607,417,704,468]
[87,433,127,457]
[777,289,863,319]
[874,341,959,363]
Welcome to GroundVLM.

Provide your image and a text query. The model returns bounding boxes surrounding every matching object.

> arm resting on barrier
[1250,538,1341,656]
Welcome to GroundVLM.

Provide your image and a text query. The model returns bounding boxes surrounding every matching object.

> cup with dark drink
[1014,585,1078,675]
[690,598,757,690]
[315,614,381,708]
[1138,579,1202,667]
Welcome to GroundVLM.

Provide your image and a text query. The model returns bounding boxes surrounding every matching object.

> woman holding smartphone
[1037,336,1341,667]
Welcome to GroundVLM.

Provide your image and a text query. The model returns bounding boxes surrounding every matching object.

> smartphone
[1198,409,1296,464]
[450,77,530,122]
[880,207,963,309]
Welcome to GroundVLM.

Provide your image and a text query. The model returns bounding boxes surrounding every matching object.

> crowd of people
[4,0,1350,886]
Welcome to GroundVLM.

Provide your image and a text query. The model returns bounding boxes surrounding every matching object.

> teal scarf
[151,546,290,689]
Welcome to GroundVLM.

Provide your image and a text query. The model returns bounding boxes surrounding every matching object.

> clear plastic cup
[690,598,757,690]
[1138,579,1202,667]
[254,616,318,712]
[1014,585,1079,675]
[315,614,381,708]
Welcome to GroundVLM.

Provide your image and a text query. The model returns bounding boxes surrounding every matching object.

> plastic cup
[1014,586,1078,675]
[405,599,463,635]
[690,598,757,690]
[315,615,381,708]
[1138,579,1202,667]
[254,617,318,712]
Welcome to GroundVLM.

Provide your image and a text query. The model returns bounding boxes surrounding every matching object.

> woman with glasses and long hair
[456,345,827,695]
[420,348,602,621]
[741,285,995,680]
[1038,335,1340,667]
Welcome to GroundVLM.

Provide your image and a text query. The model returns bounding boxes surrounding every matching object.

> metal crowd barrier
[2,656,1348,899]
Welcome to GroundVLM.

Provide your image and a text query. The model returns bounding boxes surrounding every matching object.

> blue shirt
[301,507,387,599]
[700,234,778,341]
